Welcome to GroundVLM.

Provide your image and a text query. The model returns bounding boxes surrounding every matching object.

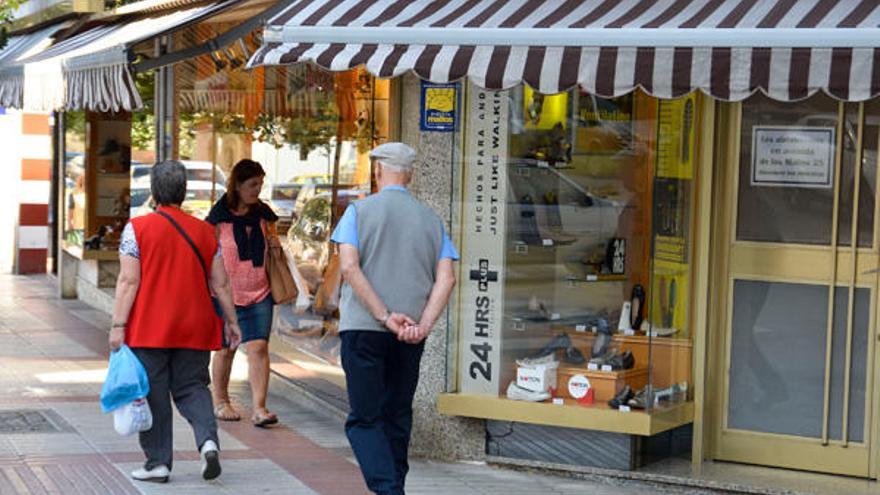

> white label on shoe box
[552,398,564,405]
[618,405,631,412]
[624,329,636,336]
[542,239,554,247]
[517,365,557,393]
[587,363,599,371]
[575,324,587,332]
[601,364,613,372]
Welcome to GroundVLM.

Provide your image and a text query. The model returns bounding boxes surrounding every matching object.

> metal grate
[0,409,66,434]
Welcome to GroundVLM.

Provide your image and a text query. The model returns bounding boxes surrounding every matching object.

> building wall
[400,74,485,461]
[0,111,20,273]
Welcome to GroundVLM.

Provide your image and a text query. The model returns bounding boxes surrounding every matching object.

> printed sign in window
[751,126,835,188]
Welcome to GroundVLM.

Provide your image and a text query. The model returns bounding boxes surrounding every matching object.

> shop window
[170,29,391,369]
[455,84,696,417]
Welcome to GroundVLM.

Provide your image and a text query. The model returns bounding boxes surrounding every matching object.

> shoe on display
[608,385,634,409]
[649,327,679,337]
[518,194,542,246]
[506,381,551,402]
[200,439,221,481]
[563,345,586,365]
[589,348,620,368]
[591,331,612,358]
[516,353,559,367]
[526,333,572,360]
[628,386,654,409]
[131,465,170,483]
[606,349,635,371]
[629,284,646,330]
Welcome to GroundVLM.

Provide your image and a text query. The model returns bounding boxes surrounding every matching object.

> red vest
[125,206,223,350]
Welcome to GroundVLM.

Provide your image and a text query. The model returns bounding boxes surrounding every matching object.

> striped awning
[0,23,70,108]
[20,0,239,112]
[248,0,880,102]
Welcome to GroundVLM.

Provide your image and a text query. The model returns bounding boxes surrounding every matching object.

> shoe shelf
[437,393,694,436]
[560,330,693,391]
[556,365,649,402]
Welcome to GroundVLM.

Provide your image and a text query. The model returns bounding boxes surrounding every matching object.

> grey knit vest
[339,188,444,332]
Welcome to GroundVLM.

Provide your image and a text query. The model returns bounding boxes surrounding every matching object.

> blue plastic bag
[100,344,150,414]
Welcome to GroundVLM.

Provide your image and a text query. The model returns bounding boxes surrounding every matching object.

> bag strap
[155,211,210,291]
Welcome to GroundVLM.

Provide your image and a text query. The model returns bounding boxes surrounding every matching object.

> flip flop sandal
[252,410,278,428]
[214,402,241,422]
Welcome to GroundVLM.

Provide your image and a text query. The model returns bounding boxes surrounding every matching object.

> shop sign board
[751,126,835,188]
[420,81,459,132]
[459,83,508,395]
[656,94,697,180]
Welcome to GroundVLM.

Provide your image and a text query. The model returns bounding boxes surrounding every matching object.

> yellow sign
[656,94,697,179]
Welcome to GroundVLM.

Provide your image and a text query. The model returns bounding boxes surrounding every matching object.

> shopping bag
[100,344,150,414]
[314,253,341,315]
[285,247,311,315]
[113,398,153,436]
[268,244,298,304]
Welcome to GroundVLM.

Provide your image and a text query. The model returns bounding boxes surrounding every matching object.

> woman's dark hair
[150,160,187,206]
[226,159,266,209]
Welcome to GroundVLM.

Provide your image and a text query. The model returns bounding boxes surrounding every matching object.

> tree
[0,1,26,49]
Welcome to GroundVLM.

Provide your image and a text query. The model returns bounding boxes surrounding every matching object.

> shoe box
[516,362,558,393]
[556,366,648,403]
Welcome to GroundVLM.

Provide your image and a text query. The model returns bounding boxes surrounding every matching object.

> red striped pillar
[18,113,51,274]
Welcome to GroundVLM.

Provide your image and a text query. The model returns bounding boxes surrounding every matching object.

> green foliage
[0,0,26,49]
[131,71,155,150]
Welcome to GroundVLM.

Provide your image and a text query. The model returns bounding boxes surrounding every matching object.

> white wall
[0,110,21,273]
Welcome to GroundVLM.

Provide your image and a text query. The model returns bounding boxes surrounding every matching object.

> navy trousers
[340,331,425,495]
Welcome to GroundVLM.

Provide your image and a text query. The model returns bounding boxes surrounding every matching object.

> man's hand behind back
[385,312,416,336]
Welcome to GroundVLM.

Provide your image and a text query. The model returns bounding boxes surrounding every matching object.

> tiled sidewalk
[0,275,649,494]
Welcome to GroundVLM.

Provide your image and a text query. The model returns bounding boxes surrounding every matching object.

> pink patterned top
[217,220,271,307]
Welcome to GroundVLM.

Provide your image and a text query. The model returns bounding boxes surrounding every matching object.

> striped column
[18,113,51,274]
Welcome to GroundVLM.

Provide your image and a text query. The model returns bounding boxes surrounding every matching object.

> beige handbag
[266,223,297,304]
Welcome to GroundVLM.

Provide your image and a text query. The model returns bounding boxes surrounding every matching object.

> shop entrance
[712,95,880,477]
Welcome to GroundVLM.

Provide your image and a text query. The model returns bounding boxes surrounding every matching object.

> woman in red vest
[109,160,242,484]
[207,159,279,427]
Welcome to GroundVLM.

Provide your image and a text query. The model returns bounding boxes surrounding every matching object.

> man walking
[331,142,458,495]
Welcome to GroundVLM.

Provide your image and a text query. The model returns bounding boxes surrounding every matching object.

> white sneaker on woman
[131,465,169,483]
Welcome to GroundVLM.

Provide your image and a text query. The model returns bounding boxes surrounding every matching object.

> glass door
[713,94,880,477]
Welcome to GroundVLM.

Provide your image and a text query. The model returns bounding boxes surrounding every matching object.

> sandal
[214,401,241,422]
[252,409,278,428]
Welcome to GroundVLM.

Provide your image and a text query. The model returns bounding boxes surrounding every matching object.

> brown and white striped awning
[248,0,880,102]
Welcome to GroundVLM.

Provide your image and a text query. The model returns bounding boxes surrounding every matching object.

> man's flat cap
[369,142,417,170]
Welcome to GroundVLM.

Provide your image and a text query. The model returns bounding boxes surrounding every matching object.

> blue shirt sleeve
[439,225,459,261]
[330,205,359,249]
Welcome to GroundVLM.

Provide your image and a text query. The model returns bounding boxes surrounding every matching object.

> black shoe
[527,333,571,360]
[606,349,635,370]
[608,385,633,409]
[563,346,586,365]
[628,386,653,409]
[629,284,646,330]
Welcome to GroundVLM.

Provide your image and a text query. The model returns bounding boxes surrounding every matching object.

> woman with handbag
[207,159,285,427]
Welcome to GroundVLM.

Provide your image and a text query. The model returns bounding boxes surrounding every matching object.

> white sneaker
[200,440,221,480]
[506,381,551,402]
[131,465,169,483]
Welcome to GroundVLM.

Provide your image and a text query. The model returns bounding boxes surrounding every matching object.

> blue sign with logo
[420,81,459,132]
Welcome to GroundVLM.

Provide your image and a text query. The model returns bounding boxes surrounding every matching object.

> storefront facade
[4,0,880,486]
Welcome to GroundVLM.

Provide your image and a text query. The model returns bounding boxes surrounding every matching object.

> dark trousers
[341,331,425,495]
[131,348,219,471]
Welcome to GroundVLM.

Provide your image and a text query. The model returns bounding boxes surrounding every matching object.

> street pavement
[0,275,657,494]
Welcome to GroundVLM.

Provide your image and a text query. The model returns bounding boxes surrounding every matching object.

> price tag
[624,329,636,336]
[587,363,599,371]
[565,279,578,289]
[591,326,598,333]
[516,167,530,177]
[552,398,564,405]
[513,321,526,332]
[514,243,528,255]
[618,405,631,413]
[575,324,587,332]
[550,313,561,321]
[537,161,550,168]
[601,364,613,372]
[586,274,598,282]
[542,239,554,247]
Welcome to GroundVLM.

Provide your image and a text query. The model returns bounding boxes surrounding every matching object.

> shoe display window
[446,84,699,432]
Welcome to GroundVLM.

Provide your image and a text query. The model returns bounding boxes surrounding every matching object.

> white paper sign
[751,126,835,188]
[459,83,509,395]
